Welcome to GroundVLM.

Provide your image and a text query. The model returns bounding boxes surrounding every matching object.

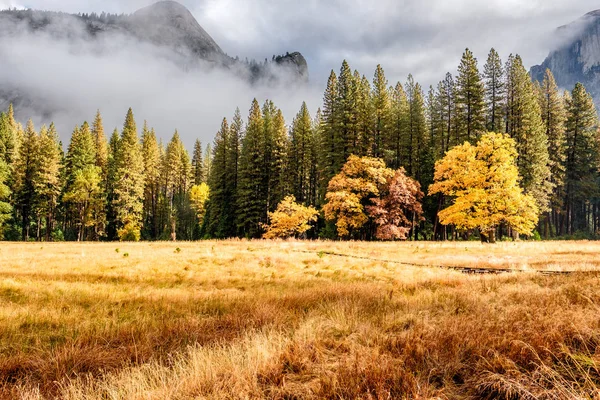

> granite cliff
[531,10,600,104]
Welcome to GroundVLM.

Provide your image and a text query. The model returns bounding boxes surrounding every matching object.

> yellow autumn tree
[263,195,318,239]
[429,132,538,243]
[190,183,210,225]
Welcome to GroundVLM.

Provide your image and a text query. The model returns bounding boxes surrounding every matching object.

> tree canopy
[429,132,538,242]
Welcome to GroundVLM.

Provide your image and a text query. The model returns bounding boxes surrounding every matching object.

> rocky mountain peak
[129,1,225,62]
[531,10,600,105]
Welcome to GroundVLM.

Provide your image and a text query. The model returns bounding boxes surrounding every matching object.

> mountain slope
[0,1,308,81]
[128,1,228,64]
[531,10,600,103]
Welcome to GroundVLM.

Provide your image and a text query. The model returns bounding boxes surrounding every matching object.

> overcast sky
[0,0,598,148]
[2,0,597,87]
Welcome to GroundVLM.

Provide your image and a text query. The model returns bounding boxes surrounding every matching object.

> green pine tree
[14,120,40,241]
[537,69,567,237]
[238,99,265,237]
[191,139,204,185]
[354,72,372,157]
[372,65,390,158]
[202,143,212,183]
[161,130,192,241]
[483,48,505,132]
[563,82,599,235]
[223,108,244,237]
[106,128,120,240]
[455,48,486,143]
[289,102,313,203]
[337,60,357,164]
[112,108,145,241]
[0,157,11,239]
[205,118,230,238]
[64,122,98,241]
[505,55,552,214]
[405,75,428,180]
[141,123,161,239]
[36,123,63,241]
[319,70,339,201]
[388,82,409,169]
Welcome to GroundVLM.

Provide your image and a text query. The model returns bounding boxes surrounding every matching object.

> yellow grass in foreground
[1,240,600,399]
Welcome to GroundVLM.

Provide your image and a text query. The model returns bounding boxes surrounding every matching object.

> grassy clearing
[1,240,600,399]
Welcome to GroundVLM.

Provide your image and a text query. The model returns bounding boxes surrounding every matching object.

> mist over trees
[0,48,599,241]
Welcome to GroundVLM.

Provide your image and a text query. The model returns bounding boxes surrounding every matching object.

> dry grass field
[1,240,600,399]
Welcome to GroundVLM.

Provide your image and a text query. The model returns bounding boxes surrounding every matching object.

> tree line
[0,47,598,241]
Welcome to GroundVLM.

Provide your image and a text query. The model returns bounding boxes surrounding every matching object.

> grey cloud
[7,0,599,85]
[1,0,598,148]
[0,15,322,149]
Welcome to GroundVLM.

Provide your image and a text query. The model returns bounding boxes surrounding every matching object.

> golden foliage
[429,132,538,238]
[189,183,210,224]
[324,156,423,239]
[323,156,393,237]
[262,195,318,239]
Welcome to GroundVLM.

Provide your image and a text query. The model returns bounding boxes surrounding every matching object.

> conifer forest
[1,48,598,242]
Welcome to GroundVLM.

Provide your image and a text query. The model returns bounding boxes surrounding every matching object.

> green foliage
[483,48,505,132]
[288,102,317,205]
[563,83,599,235]
[112,108,145,239]
[191,139,204,186]
[455,48,486,143]
[141,123,161,239]
[14,120,39,241]
[505,55,552,213]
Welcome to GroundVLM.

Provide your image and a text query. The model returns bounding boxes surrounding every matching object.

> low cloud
[0,14,323,149]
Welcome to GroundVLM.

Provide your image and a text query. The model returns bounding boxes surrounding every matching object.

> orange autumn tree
[263,195,319,239]
[324,155,423,239]
[429,132,538,243]
[367,169,424,240]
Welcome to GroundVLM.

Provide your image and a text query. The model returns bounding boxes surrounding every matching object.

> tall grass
[0,241,599,399]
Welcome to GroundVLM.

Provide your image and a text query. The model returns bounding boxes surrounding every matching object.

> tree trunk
[481,228,497,244]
